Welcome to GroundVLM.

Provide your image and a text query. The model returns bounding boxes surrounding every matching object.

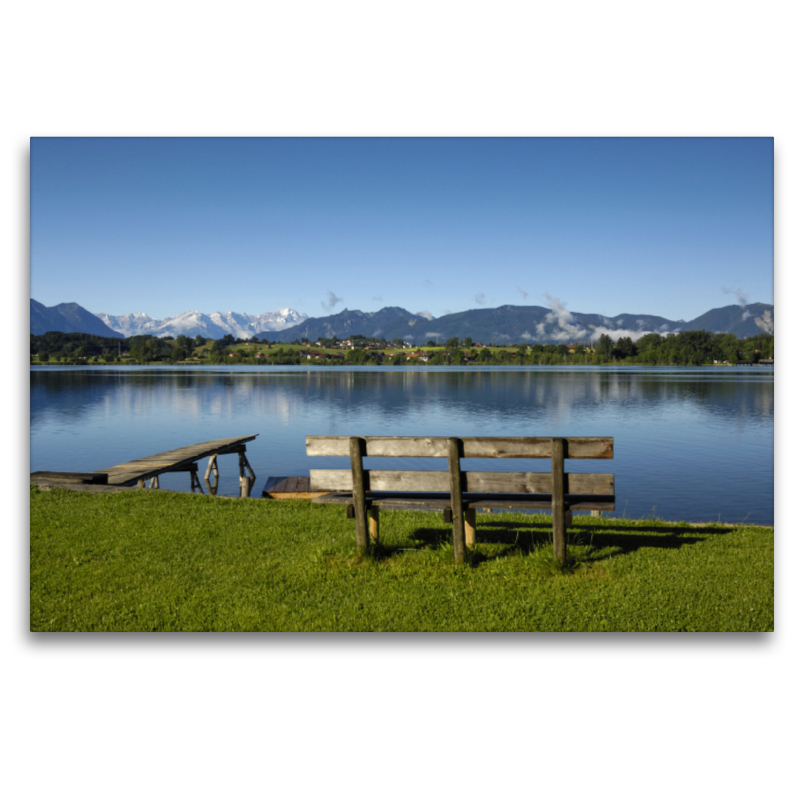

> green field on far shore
[30,486,774,632]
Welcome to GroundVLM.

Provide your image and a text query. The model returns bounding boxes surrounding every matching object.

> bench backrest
[306,436,613,496]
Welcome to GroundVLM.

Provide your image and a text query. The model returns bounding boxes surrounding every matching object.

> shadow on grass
[366,520,732,567]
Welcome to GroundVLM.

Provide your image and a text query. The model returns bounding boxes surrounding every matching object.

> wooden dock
[31,435,259,496]
[262,476,327,500]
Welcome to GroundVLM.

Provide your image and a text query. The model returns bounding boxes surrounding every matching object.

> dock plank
[96,435,258,486]
[261,475,327,500]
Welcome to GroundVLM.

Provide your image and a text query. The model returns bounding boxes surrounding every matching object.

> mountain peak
[94,308,309,338]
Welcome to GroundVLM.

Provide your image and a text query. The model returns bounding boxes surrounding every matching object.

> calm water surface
[30,365,774,524]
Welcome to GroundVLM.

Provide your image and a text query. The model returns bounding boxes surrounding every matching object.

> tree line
[30,329,774,366]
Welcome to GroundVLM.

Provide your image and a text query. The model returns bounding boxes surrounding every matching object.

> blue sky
[30,137,774,322]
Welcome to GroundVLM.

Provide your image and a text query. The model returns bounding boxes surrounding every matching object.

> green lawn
[30,486,773,632]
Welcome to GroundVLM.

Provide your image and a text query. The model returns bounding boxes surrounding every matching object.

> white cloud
[755,310,773,334]
[535,295,587,341]
[591,327,666,343]
[322,290,344,310]
[532,295,679,343]
[723,287,749,306]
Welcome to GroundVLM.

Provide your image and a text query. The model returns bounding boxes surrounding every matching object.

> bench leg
[368,507,380,543]
[591,509,603,518]
[553,508,567,564]
[465,509,476,547]
[565,510,573,528]
[349,437,370,554]
[447,438,467,564]
[551,438,567,564]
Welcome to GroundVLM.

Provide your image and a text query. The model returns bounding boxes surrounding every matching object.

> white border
[7,3,793,798]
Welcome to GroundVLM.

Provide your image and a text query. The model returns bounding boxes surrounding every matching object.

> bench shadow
[368,520,733,566]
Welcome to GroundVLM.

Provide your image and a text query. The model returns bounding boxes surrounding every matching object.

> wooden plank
[552,438,567,564]
[307,436,613,459]
[350,437,369,554]
[98,435,258,486]
[262,476,287,493]
[264,490,329,499]
[313,491,614,511]
[261,476,326,499]
[464,472,613,495]
[30,471,108,485]
[448,438,467,564]
[310,469,612,495]
[310,469,450,492]
[285,476,299,493]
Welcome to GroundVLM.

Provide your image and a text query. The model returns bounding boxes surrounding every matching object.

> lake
[30,365,774,525]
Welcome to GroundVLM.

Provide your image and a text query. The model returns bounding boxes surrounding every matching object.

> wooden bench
[306,436,614,563]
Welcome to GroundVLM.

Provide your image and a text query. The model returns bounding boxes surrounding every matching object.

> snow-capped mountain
[95,308,308,339]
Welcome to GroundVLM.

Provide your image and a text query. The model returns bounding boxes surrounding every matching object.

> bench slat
[306,436,613,459]
[310,469,450,492]
[309,469,614,495]
[312,491,615,511]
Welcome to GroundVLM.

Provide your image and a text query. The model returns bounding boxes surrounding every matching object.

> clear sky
[30,137,773,322]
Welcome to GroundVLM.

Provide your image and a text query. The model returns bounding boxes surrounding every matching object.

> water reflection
[30,366,774,524]
[31,368,774,428]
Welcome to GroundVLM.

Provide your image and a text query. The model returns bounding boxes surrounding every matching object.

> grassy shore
[30,486,773,632]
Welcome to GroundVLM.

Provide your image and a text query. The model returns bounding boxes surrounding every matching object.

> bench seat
[313,490,615,511]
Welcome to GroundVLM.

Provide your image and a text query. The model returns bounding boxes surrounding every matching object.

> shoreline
[28,481,774,528]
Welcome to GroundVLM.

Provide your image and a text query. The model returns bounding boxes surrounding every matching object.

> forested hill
[31,299,123,338]
[265,303,774,344]
[260,307,428,344]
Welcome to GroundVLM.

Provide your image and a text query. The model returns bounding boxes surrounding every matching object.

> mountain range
[30,299,774,343]
[93,308,307,339]
[262,302,775,344]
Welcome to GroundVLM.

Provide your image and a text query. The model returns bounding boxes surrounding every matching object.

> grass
[29,486,774,632]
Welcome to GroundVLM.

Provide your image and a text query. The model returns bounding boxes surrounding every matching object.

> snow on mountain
[93,312,156,337]
[95,308,308,339]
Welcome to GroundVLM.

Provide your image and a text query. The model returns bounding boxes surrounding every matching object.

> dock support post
[552,437,567,565]
[190,464,204,494]
[238,450,256,498]
[239,463,250,497]
[205,454,219,481]
[447,437,467,564]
